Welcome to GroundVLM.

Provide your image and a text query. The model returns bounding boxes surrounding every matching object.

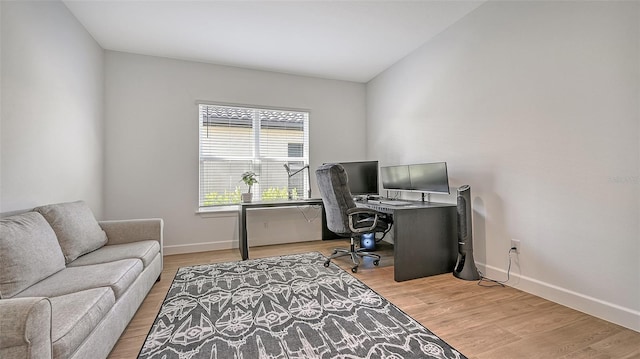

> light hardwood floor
[108,239,640,359]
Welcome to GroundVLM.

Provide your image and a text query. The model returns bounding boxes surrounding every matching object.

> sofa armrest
[0,297,52,359]
[99,218,164,247]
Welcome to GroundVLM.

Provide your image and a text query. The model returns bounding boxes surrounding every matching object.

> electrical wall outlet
[511,239,520,253]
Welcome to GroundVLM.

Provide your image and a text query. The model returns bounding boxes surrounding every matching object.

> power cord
[297,204,321,223]
[477,247,517,287]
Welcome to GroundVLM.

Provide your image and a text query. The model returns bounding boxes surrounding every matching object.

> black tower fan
[454,185,480,280]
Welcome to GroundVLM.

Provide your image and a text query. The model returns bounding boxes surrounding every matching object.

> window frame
[197,102,310,209]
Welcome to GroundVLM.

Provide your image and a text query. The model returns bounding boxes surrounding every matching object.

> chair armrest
[99,218,164,247]
[0,297,52,359]
[346,208,381,234]
[346,208,380,217]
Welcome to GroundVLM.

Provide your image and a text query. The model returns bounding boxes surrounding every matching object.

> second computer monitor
[409,162,450,194]
[339,161,379,196]
[380,165,411,190]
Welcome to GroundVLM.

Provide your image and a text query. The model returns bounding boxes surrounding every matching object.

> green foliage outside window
[202,187,242,206]
[262,187,290,200]
[203,187,298,206]
[289,188,299,200]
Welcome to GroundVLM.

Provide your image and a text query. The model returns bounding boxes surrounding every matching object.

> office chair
[315,163,393,273]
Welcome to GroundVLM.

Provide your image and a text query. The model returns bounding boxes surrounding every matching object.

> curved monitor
[381,162,450,194]
[339,161,379,196]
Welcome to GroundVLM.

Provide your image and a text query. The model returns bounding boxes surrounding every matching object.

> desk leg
[238,206,248,260]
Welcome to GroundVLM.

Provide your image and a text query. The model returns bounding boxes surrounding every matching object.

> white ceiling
[63,1,484,83]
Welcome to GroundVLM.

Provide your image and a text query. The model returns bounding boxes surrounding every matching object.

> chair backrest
[315,163,356,236]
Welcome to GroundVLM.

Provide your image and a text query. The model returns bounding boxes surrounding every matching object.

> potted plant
[240,171,258,203]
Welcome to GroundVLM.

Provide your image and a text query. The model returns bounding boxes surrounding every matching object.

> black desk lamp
[284,164,311,199]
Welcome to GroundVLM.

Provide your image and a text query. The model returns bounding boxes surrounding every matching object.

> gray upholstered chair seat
[14,259,143,300]
[49,288,115,359]
[351,217,390,233]
[347,208,391,233]
[67,240,160,268]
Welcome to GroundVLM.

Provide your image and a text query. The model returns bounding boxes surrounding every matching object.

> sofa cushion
[67,240,160,268]
[49,287,115,359]
[14,259,143,300]
[0,212,66,298]
[34,201,108,264]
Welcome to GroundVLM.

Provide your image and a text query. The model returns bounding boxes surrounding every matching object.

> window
[199,103,310,207]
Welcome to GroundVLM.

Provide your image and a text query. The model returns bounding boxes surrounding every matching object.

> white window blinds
[199,104,310,207]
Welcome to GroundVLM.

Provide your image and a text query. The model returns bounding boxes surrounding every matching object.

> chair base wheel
[373,260,380,266]
[324,260,330,267]
[351,267,358,273]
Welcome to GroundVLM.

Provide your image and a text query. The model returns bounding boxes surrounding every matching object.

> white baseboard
[163,241,236,255]
[478,262,640,333]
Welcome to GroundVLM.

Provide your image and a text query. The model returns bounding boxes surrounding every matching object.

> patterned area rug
[138,252,466,359]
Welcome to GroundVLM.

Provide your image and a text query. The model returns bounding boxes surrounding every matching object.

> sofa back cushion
[34,201,107,264]
[0,212,66,298]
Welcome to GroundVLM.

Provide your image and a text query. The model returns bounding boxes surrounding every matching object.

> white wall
[1,1,104,215]
[367,1,639,331]
[104,51,366,254]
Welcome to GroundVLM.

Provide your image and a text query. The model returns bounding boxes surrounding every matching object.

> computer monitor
[339,161,379,196]
[408,162,450,194]
[381,165,411,190]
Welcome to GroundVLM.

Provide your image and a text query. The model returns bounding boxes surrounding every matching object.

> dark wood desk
[358,200,457,282]
[238,198,336,260]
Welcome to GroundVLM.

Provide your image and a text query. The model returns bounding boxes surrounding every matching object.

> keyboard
[380,200,412,206]
[360,203,394,214]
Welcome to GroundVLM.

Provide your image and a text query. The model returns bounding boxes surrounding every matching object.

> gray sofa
[0,201,163,359]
